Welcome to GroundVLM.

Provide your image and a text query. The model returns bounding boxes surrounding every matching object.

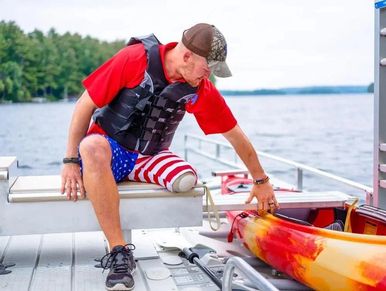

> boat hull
[227,211,386,291]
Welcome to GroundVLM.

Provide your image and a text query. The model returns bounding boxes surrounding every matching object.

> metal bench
[1,158,355,238]
[0,156,205,242]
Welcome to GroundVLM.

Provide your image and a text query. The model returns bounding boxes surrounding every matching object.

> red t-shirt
[83,42,237,135]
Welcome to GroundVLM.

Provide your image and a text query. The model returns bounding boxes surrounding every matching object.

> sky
[0,0,375,90]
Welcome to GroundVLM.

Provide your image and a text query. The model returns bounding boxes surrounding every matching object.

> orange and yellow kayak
[227,210,386,291]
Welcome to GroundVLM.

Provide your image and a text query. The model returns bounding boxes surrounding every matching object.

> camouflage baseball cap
[182,23,232,78]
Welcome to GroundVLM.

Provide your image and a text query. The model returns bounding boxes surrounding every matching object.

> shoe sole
[105,283,135,291]
[105,268,136,291]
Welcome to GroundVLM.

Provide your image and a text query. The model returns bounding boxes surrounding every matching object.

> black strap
[127,34,168,93]
[147,45,168,93]
[63,157,80,164]
[127,34,161,49]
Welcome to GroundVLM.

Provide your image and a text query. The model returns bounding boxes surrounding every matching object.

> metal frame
[375,2,386,208]
[222,257,278,291]
[185,134,373,202]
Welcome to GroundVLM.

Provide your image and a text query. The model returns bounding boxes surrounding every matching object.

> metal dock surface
[0,221,310,291]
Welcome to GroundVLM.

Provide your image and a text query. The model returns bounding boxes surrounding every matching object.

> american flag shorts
[128,150,198,192]
[80,135,197,192]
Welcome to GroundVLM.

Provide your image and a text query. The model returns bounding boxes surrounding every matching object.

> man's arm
[61,90,98,201]
[222,124,279,214]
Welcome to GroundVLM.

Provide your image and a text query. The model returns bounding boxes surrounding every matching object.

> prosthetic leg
[172,172,196,192]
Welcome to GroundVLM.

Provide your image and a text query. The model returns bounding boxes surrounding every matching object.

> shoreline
[0,91,373,104]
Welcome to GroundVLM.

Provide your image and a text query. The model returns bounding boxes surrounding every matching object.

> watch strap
[63,157,80,164]
[253,176,270,185]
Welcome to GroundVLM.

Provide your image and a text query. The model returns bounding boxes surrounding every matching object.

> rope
[204,185,221,231]
[344,198,359,232]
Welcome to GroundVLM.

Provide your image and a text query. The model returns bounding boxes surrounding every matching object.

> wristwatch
[253,176,270,185]
[62,157,80,164]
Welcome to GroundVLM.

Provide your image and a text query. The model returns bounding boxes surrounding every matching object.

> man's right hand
[61,90,96,202]
[61,163,86,202]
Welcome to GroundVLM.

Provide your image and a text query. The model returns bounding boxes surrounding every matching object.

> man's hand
[61,90,97,202]
[61,163,86,202]
[222,125,280,215]
[245,182,279,215]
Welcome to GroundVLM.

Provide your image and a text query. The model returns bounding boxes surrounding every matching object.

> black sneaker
[100,244,136,290]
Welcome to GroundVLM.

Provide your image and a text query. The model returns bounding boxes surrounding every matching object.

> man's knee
[172,172,197,192]
[79,135,111,165]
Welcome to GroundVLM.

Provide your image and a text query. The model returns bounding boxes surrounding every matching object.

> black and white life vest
[92,34,198,155]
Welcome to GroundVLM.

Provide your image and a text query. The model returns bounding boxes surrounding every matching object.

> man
[61,23,279,291]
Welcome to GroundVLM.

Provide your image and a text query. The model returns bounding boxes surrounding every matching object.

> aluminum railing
[184,133,373,204]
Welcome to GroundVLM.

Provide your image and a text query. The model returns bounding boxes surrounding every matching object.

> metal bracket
[212,169,249,177]
[0,262,15,275]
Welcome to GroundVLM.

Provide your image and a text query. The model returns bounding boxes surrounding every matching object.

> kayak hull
[227,211,386,291]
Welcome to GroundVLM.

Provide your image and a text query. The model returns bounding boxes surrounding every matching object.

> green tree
[0,21,30,101]
[0,79,5,101]
[0,21,126,102]
[1,62,25,101]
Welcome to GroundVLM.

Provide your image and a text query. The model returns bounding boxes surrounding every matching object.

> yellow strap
[204,185,221,231]
[344,198,359,232]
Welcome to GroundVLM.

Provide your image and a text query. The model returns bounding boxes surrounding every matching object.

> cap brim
[212,61,232,78]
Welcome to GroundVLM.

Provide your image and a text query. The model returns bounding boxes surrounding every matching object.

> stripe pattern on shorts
[128,150,197,191]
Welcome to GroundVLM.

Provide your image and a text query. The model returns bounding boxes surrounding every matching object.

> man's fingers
[273,196,280,209]
[267,196,279,213]
[263,200,269,215]
[71,180,78,202]
[61,178,65,194]
[65,181,71,200]
[63,177,85,201]
[257,199,266,216]
[245,192,254,204]
[269,200,276,214]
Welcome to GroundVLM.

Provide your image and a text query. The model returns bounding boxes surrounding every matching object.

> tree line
[0,21,125,102]
[1,20,370,102]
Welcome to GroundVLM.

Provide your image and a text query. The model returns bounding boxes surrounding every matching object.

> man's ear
[183,51,193,63]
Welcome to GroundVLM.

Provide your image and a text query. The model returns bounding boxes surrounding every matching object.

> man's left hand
[245,182,279,216]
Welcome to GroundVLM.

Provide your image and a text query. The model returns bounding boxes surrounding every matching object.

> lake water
[0,93,373,198]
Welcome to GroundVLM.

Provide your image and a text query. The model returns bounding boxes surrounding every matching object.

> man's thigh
[79,134,138,182]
